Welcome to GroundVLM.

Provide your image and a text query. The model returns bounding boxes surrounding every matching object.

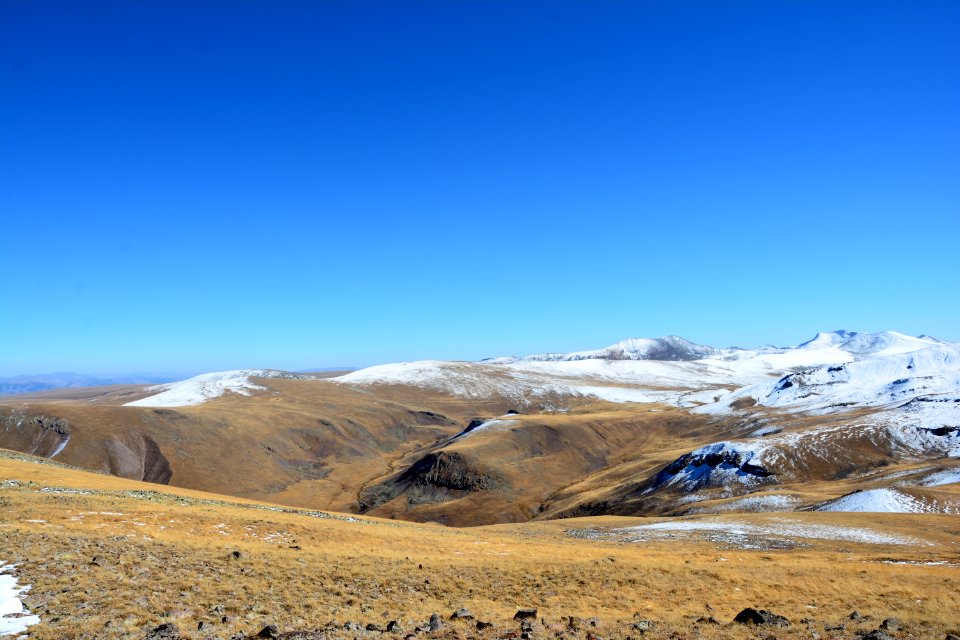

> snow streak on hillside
[124,370,314,407]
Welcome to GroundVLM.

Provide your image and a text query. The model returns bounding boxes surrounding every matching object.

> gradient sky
[2,1,958,376]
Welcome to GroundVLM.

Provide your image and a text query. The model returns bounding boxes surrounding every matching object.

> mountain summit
[488,335,718,363]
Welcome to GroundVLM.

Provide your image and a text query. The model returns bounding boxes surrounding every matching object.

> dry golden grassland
[2,451,959,639]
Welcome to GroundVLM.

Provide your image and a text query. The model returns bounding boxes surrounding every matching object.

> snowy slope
[124,370,315,408]
[332,358,754,406]
[815,488,958,514]
[335,331,960,419]
[697,332,960,417]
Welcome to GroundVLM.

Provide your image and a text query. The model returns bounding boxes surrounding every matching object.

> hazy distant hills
[0,373,180,396]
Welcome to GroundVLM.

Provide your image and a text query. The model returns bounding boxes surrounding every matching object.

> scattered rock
[514,609,538,621]
[429,613,443,632]
[695,616,719,625]
[826,624,846,631]
[632,620,654,632]
[145,623,181,640]
[945,634,960,640]
[231,550,243,560]
[257,625,279,639]
[850,611,864,622]
[386,620,402,633]
[568,617,582,631]
[90,556,103,566]
[862,632,895,640]
[450,608,474,620]
[880,618,900,631]
[343,622,361,631]
[476,621,493,631]
[365,623,384,632]
[733,608,790,627]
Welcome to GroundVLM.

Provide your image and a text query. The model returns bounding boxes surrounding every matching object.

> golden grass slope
[2,449,959,639]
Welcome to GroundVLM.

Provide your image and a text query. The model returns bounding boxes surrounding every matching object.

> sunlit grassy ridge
[2,451,958,639]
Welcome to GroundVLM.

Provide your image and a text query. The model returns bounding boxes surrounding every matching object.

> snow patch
[124,370,315,408]
[689,494,799,514]
[0,563,40,637]
[616,517,923,546]
[918,469,960,487]
[816,488,954,513]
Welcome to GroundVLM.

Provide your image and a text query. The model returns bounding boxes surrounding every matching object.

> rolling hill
[0,330,957,527]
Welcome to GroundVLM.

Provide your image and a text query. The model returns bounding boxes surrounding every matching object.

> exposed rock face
[103,433,172,484]
[647,446,773,493]
[0,408,71,458]
[359,451,505,511]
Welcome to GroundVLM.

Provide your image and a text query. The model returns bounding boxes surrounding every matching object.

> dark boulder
[145,624,181,640]
[861,632,895,640]
[428,613,442,632]
[257,625,279,639]
[880,618,900,631]
[733,608,790,627]
[450,608,474,620]
[514,609,538,621]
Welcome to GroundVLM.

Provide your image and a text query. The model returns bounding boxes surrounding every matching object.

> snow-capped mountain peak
[798,330,861,349]
[490,335,718,363]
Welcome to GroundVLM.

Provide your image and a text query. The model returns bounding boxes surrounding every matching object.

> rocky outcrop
[359,451,506,511]
[0,408,71,458]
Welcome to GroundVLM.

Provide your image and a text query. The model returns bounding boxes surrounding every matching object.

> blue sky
[2,1,958,375]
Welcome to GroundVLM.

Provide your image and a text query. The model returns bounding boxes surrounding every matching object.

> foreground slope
[2,450,959,639]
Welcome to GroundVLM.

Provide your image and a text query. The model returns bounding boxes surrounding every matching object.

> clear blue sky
[2,1,958,375]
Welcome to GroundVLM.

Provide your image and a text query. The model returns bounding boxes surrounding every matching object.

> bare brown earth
[2,451,959,640]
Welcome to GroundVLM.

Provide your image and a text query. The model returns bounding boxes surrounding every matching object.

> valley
[2,330,959,638]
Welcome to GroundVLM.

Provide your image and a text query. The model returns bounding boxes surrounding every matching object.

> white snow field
[0,563,39,637]
[816,488,959,514]
[127,331,959,418]
[125,370,315,407]
[333,330,959,420]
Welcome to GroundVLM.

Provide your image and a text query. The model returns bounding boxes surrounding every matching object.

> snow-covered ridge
[697,332,960,416]
[335,331,958,416]
[486,335,718,363]
[124,370,315,408]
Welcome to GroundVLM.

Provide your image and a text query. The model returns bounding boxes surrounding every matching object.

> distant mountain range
[0,373,181,396]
